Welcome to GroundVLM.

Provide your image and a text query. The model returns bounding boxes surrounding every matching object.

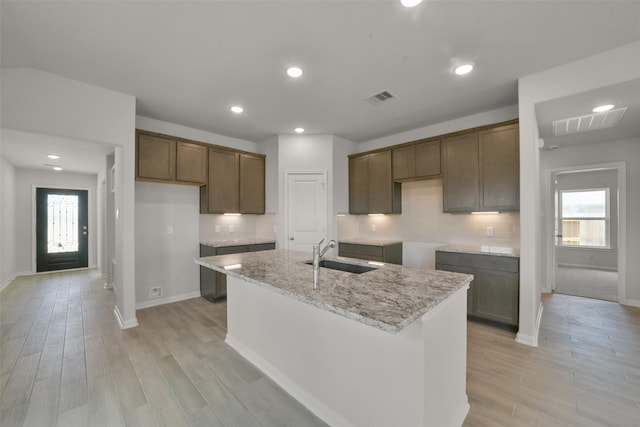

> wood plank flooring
[1,269,639,426]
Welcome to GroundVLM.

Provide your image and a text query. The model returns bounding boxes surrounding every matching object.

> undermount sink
[305,259,377,274]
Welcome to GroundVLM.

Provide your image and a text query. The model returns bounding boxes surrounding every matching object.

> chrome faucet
[312,238,336,289]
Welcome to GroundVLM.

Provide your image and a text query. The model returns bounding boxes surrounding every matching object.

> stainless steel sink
[305,259,377,274]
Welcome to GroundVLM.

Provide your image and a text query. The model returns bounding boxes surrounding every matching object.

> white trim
[31,184,94,273]
[516,302,543,347]
[621,299,640,308]
[113,305,138,329]
[557,263,618,272]
[135,291,202,309]
[544,162,626,301]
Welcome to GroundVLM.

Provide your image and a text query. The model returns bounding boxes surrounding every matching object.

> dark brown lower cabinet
[436,251,519,329]
[200,242,275,301]
[338,241,402,265]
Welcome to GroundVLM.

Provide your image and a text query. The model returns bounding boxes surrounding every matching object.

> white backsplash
[199,213,276,242]
[337,179,520,266]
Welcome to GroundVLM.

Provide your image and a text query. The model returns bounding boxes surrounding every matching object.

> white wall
[134,182,200,308]
[13,168,98,273]
[555,169,618,270]
[518,40,640,345]
[1,68,137,327]
[276,135,336,250]
[136,116,257,153]
[0,157,17,289]
[541,138,640,301]
[359,105,518,153]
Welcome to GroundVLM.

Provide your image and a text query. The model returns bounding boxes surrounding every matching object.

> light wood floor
[1,270,639,426]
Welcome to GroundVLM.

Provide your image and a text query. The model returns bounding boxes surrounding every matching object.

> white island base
[225,275,470,427]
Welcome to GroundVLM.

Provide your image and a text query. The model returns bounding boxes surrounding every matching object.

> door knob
[82,232,87,235]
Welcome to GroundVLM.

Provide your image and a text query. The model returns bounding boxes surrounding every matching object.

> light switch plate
[229,225,234,233]
[486,226,494,237]
[215,225,220,233]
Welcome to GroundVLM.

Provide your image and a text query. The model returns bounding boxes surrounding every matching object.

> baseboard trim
[0,271,37,292]
[516,302,543,347]
[135,291,202,310]
[558,263,618,272]
[113,305,139,329]
[621,298,640,308]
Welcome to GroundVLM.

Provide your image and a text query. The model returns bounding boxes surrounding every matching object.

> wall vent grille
[552,107,627,136]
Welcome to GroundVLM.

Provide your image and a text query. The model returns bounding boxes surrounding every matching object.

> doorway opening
[36,187,89,272]
[547,163,626,302]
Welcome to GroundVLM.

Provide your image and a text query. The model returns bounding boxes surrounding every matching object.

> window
[559,189,609,248]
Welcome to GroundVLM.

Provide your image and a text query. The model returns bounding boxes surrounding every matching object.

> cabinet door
[392,145,415,181]
[443,133,478,212]
[415,140,441,178]
[436,263,475,315]
[473,268,519,326]
[136,134,175,181]
[369,151,395,213]
[206,148,239,213]
[349,155,369,214]
[176,142,207,184]
[239,154,265,214]
[479,124,519,211]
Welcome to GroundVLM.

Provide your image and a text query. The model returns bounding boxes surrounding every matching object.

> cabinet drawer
[436,251,518,273]
[249,243,276,252]
[339,243,384,259]
[200,244,217,257]
[215,245,249,255]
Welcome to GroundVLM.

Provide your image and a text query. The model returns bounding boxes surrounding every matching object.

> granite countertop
[436,244,520,258]
[200,239,276,248]
[338,238,403,246]
[195,249,472,334]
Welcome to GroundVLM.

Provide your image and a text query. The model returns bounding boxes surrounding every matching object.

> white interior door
[286,172,327,253]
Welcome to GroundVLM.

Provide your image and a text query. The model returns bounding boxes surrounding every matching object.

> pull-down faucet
[312,238,336,289]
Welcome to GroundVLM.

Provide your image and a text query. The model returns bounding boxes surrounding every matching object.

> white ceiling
[2,1,640,173]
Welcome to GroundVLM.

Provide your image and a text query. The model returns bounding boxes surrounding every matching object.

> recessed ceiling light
[47,154,60,159]
[592,104,614,113]
[52,166,63,171]
[294,127,305,133]
[230,106,244,114]
[287,67,303,78]
[454,64,474,75]
[400,0,423,7]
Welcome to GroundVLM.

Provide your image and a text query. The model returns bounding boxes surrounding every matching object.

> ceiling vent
[365,90,396,105]
[552,107,627,136]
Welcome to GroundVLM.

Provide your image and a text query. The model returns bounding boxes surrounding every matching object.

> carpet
[554,266,618,302]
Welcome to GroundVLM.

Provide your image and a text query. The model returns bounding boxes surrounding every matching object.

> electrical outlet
[215,225,220,233]
[229,225,234,233]
[166,226,173,234]
[486,226,494,237]
[149,287,162,298]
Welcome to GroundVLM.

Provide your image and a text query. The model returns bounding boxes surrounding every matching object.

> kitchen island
[196,249,473,427]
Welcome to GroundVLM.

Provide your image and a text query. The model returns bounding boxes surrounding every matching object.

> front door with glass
[36,188,89,272]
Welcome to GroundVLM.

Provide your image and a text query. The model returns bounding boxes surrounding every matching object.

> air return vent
[365,90,396,105]
[552,107,627,136]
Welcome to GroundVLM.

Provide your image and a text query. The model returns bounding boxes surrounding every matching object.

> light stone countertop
[200,239,276,248]
[338,238,403,246]
[436,244,520,258]
[195,249,472,334]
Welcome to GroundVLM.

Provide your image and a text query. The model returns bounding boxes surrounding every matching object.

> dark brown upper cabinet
[349,150,401,214]
[479,124,519,211]
[393,139,441,181]
[443,123,519,213]
[200,148,266,214]
[136,131,207,185]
